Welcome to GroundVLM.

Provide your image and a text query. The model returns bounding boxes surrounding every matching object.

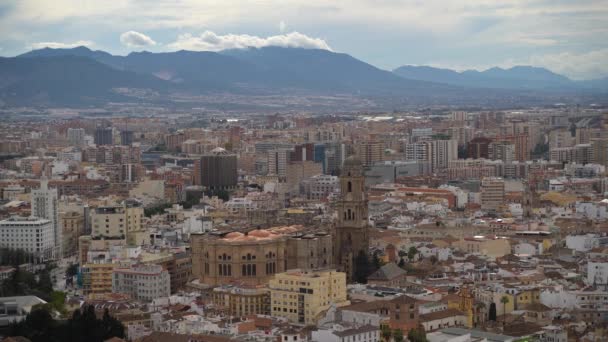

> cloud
[120,31,156,48]
[30,40,94,50]
[525,49,608,80]
[429,49,608,80]
[167,31,331,52]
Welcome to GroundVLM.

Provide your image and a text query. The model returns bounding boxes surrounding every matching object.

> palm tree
[500,296,510,329]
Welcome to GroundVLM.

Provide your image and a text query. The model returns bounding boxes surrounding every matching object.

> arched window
[347,181,352,192]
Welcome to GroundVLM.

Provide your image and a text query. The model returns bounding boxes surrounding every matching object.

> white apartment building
[301,174,339,200]
[30,178,61,258]
[0,216,54,262]
[112,264,170,302]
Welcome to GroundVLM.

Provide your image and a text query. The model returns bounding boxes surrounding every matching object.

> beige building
[286,160,322,195]
[60,211,84,257]
[90,200,143,240]
[453,236,511,259]
[355,140,384,167]
[82,262,118,295]
[211,285,270,316]
[269,269,349,325]
[481,177,505,211]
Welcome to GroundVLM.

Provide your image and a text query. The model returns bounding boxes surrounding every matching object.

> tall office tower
[354,140,384,167]
[120,130,134,146]
[199,147,238,191]
[267,148,292,178]
[489,141,515,163]
[31,178,61,258]
[333,156,369,282]
[67,128,86,146]
[94,127,114,146]
[314,144,327,173]
[481,177,505,212]
[467,137,493,159]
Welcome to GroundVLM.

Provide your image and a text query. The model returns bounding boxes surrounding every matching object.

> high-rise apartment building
[354,140,384,167]
[481,177,505,211]
[267,148,292,178]
[405,139,457,173]
[31,178,61,258]
[67,128,86,146]
[489,141,515,163]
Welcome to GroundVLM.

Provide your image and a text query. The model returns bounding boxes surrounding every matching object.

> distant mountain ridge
[0,46,606,107]
[393,65,607,90]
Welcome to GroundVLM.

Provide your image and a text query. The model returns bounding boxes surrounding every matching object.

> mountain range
[0,46,606,107]
[393,65,608,91]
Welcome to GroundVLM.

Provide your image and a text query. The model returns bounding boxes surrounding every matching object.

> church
[333,156,370,281]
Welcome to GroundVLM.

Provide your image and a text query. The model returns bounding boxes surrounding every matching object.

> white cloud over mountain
[120,31,156,48]
[30,40,94,50]
[167,31,331,52]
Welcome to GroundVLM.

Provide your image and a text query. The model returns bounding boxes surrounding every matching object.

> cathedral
[333,156,370,281]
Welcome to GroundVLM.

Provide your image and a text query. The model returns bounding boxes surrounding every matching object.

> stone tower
[333,156,369,281]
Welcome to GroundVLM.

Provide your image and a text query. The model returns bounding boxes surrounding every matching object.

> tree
[353,250,371,284]
[65,264,79,278]
[489,302,497,321]
[407,246,418,262]
[398,250,407,258]
[393,328,404,342]
[381,325,392,342]
[500,296,510,329]
[429,255,438,265]
[398,257,406,268]
[407,327,428,342]
[102,308,125,339]
[37,269,53,294]
[372,251,384,271]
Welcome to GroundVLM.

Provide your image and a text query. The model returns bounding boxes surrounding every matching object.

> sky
[1,0,607,80]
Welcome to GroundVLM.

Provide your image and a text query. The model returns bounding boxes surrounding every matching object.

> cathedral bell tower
[333,156,369,281]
